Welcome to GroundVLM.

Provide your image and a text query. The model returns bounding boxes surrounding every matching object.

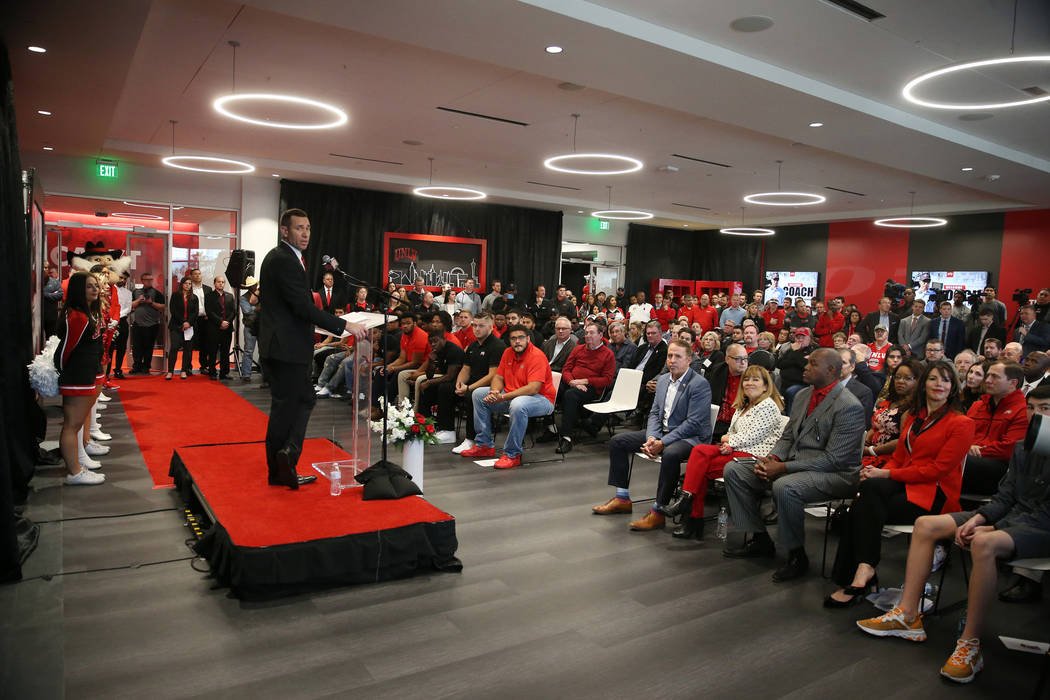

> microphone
[321,255,339,270]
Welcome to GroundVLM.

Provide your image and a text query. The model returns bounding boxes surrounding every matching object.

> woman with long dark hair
[166,276,198,379]
[843,309,863,339]
[861,358,922,467]
[55,271,106,485]
[824,360,973,607]
[876,345,906,401]
[959,362,987,413]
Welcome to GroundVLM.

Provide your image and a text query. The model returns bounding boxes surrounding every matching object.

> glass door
[127,232,169,372]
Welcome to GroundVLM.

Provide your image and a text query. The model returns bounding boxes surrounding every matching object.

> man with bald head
[1002,342,1023,364]
[724,347,866,583]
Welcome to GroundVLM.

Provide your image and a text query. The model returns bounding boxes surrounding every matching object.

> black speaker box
[227,249,255,287]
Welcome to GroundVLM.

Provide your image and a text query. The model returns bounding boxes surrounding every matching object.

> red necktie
[220,294,226,317]
[326,288,330,304]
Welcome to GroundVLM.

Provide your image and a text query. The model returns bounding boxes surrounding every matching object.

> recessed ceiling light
[683,224,689,227]
[272,173,280,178]
[809,122,824,128]
[545,45,563,54]
[27,46,46,53]
[213,93,348,129]
[37,110,52,116]
[961,167,974,171]
[42,146,53,151]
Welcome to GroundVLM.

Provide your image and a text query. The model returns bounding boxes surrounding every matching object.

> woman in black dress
[166,276,198,379]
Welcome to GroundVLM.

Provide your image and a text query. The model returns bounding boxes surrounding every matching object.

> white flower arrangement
[28,335,61,398]
[368,397,440,446]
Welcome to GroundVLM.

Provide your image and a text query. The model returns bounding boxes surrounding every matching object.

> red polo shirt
[497,343,556,404]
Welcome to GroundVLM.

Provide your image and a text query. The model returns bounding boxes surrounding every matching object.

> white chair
[584,368,643,437]
[523,371,564,464]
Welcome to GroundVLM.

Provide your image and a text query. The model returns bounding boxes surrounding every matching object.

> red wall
[825,220,910,311]
[998,209,1050,317]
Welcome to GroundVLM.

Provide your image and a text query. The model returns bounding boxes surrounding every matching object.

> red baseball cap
[794,327,811,337]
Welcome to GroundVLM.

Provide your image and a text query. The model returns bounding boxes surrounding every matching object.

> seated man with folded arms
[445,313,506,454]
[461,324,556,469]
[592,339,712,531]
[723,348,866,582]
[415,330,464,441]
[856,386,1050,683]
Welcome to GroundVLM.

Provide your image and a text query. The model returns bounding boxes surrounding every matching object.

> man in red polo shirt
[689,293,720,334]
[373,312,428,411]
[652,292,677,331]
[462,324,556,469]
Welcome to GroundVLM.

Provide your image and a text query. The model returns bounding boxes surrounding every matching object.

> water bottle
[329,466,341,496]
[716,506,729,540]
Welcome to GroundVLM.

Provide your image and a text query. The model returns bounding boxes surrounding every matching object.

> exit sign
[599,220,610,230]
[96,160,117,178]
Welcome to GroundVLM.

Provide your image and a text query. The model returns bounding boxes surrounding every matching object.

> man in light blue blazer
[592,339,712,531]
[724,347,865,582]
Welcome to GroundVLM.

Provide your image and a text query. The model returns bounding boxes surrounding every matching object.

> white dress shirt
[662,372,684,431]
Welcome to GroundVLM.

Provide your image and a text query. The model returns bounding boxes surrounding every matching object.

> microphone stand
[327,265,399,468]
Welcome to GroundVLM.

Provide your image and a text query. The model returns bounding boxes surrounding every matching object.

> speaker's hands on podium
[346,321,369,341]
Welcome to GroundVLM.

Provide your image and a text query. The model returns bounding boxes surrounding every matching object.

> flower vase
[401,439,424,492]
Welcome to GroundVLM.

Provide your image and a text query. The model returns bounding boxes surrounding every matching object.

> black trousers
[263,359,315,479]
[608,429,694,505]
[434,383,478,439]
[194,316,211,370]
[209,326,233,376]
[831,478,944,587]
[712,419,731,444]
[558,384,599,436]
[961,456,1008,496]
[167,327,192,373]
[131,323,159,372]
[112,317,129,372]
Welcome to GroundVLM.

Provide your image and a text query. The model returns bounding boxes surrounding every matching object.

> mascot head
[68,241,132,282]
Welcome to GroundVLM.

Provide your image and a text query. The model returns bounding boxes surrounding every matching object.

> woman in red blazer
[824,360,974,607]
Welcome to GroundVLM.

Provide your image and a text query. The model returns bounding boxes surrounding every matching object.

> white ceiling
[7,0,1050,229]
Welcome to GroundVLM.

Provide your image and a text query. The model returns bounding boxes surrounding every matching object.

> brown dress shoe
[592,497,632,515]
[629,511,666,531]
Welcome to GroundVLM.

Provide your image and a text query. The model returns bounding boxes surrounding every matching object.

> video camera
[1013,288,1033,305]
[884,279,906,300]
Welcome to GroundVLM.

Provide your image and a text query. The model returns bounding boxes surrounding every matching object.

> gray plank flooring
[2,376,1046,699]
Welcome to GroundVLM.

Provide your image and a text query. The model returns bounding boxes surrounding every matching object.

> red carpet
[174,439,453,547]
[118,375,269,487]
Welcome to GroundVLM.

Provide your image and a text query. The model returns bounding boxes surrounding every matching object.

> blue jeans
[471,387,553,458]
[241,328,257,378]
[783,383,806,414]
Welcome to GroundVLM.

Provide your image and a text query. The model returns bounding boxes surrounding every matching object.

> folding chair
[583,368,643,438]
[521,371,564,464]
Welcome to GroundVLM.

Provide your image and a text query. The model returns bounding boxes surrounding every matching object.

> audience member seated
[776,327,815,412]
[314,335,358,398]
[866,325,893,370]
[461,325,556,469]
[842,309,862,340]
[723,348,866,582]
[1015,304,1050,357]
[827,360,973,607]
[757,331,776,353]
[606,321,637,371]
[694,331,724,375]
[707,343,750,442]
[837,347,875,429]
[658,365,785,540]
[524,285,554,332]
[542,316,577,373]
[552,284,578,324]
[858,297,900,344]
[953,348,977,379]
[966,308,1005,354]
[959,362,987,413]
[454,278,482,316]
[592,340,712,530]
[1001,341,1023,364]
[786,298,816,331]
[741,324,760,354]
[855,391,1050,683]
[962,361,1028,494]
[415,331,464,438]
[924,338,945,364]
[627,291,653,325]
[519,312,545,347]
[371,312,427,414]
[847,333,863,349]
[762,299,786,339]
[928,301,967,359]
[876,346,905,401]
[441,313,506,454]
[862,358,922,466]
[898,300,931,358]
[633,321,669,419]
[453,309,476,348]
[1021,351,1050,395]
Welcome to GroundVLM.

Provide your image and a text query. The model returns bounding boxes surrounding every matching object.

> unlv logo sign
[394,247,418,263]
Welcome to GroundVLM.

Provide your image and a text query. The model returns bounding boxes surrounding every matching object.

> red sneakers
[493,454,522,469]
[460,445,496,458]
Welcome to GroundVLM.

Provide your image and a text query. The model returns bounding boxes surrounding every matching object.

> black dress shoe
[555,437,573,454]
[723,533,775,559]
[672,516,704,540]
[656,492,693,518]
[274,446,299,490]
[823,575,878,608]
[536,428,559,443]
[773,548,810,583]
[999,575,1042,603]
[581,421,600,439]
[113,370,124,379]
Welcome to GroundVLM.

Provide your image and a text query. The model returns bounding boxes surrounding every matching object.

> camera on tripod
[1012,288,1033,305]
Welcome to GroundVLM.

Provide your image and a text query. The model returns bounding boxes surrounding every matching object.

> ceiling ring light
[743,191,826,206]
[122,201,183,210]
[545,153,643,175]
[412,186,486,201]
[112,212,164,220]
[162,155,255,174]
[213,93,349,129]
[874,217,947,229]
[719,227,775,236]
[902,55,1050,110]
[591,209,653,221]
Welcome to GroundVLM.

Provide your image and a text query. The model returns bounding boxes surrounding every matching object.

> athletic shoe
[85,442,110,456]
[329,392,343,399]
[317,387,332,397]
[66,470,105,485]
[460,445,495,458]
[90,430,112,441]
[940,638,983,683]
[451,439,475,454]
[97,392,111,402]
[493,454,522,469]
[80,454,102,469]
[96,401,108,410]
[434,430,457,444]
[931,543,947,572]
[856,607,927,642]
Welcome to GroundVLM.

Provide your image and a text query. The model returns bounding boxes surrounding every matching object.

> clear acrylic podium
[310,312,388,491]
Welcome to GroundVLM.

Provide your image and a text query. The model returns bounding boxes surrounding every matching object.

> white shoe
[435,430,457,445]
[329,392,343,399]
[451,439,475,454]
[90,430,112,441]
[85,442,110,456]
[67,470,105,485]
[317,387,331,397]
[97,393,111,402]
[80,453,102,469]
[96,401,108,410]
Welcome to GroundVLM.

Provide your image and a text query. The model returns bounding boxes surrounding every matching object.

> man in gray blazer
[541,316,577,372]
[592,339,712,531]
[723,348,865,582]
[897,299,930,358]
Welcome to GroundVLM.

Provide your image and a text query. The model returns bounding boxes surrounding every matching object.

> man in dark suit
[926,301,967,359]
[541,316,577,372]
[838,348,874,429]
[635,321,669,419]
[1015,305,1050,357]
[259,208,367,489]
[1021,351,1050,396]
[966,307,1006,354]
[857,296,900,344]
[317,271,346,314]
[705,344,748,442]
[205,275,237,379]
[189,268,212,372]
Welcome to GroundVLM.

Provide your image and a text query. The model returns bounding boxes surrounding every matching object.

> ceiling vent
[1022,86,1048,97]
[818,0,885,21]
[671,201,712,211]
[436,106,529,126]
[671,153,731,168]
[329,153,403,165]
[824,185,866,196]
[527,181,581,191]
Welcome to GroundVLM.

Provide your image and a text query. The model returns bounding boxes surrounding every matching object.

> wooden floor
[3,376,1047,699]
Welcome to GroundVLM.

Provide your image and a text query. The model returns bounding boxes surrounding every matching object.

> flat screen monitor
[910,270,988,312]
[763,271,819,304]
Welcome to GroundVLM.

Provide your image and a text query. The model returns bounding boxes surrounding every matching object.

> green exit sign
[96,160,117,178]
[599,220,610,230]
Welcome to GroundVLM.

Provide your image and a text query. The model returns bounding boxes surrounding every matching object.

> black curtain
[1,40,38,582]
[625,223,764,297]
[278,180,562,298]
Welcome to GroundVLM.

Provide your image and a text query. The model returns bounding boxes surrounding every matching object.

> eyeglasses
[727,356,748,363]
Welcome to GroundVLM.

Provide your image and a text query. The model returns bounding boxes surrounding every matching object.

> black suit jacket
[631,340,667,385]
[167,292,199,330]
[705,361,735,418]
[205,290,237,327]
[541,334,578,372]
[966,323,1006,353]
[317,285,346,315]
[844,377,875,429]
[858,311,900,344]
[1016,320,1050,356]
[926,315,967,359]
[258,242,346,364]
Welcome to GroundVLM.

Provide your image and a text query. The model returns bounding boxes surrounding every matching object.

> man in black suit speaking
[259,208,368,489]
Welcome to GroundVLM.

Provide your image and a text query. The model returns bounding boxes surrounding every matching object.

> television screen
[764,271,819,304]
[910,270,988,312]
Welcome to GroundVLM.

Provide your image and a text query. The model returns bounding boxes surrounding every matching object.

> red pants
[682,445,754,517]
